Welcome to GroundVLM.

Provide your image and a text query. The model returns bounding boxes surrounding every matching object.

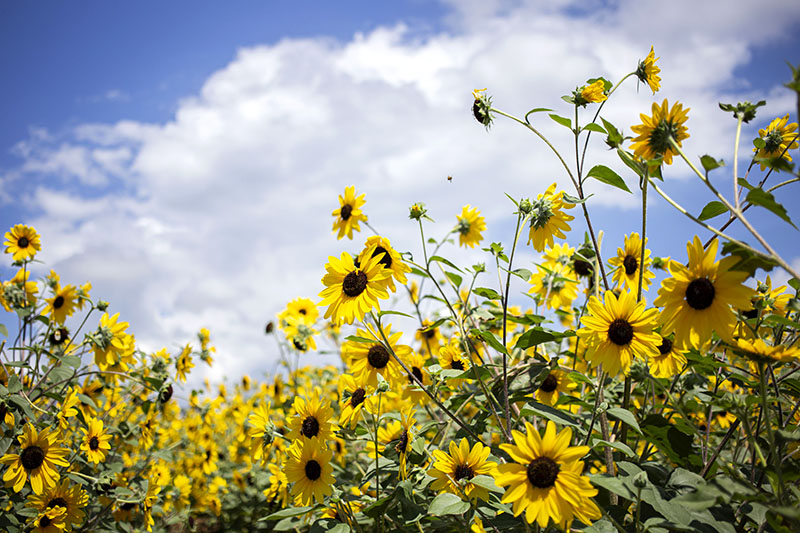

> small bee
[447,175,453,183]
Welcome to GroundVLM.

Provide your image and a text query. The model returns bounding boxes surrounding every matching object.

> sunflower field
[1,49,800,533]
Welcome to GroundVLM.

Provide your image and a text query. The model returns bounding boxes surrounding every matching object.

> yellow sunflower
[753,114,799,170]
[649,335,686,378]
[284,297,319,325]
[27,478,88,532]
[338,373,372,429]
[732,337,799,365]
[91,312,131,367]
[286,391,335,444]
[44,284,78,324]
[580,79,607,104]
[542,243,576,271]
[528,263,578,311]
[30,506,68,533]
[0,423,70,494]
[247,402,274,465]
[455,205,486,248]
[1,268,39,311]
[284,438,335,505]
[175,344,194,383]
[80,417,112,465]
[495,421,601,528]
[357,235,411,292]
[532,368,576,406]
[319,246,391,325]
[401,350,432,406]
[429,437,496,501]
[438,337,471,383]
[653,237,755,349]
[4,224,41,262]
[527,183,575,252]
[265,454,291,507]
[630,99,690,165]
[577,289,661,377]
[332,185,368,240]
[636,46,661,94]
[608,233,655,292]
[415,319,444,356]
[342,323,409,388]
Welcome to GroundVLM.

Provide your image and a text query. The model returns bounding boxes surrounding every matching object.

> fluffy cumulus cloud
[2,0,799,385]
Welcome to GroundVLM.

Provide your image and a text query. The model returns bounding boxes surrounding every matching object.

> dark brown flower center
[299,308,307,315]
[685,278,715,310]
[50,327,69,345]
[450,359,464,371]
[18,236,30,248]
[340,205,353,221]
[53,296,65,309]
[573,259,593,277]
[342,270,368,297]
[454,463,474,481]
[21,445,45,470]
[47,497,68,509]
[305,459,322,480]
[607,318,634,346]
[367,344,390,369]
[89,436,100,451]
[40,516,52,527]
[527,456,559,488]
[301,416,320,438]
[623,255,638,276]
[372,246,392,269]
[658,337,673,355]
[410,366,423,384]
[350,388,366,407]
[539,373,558,393]
[160,384,174,403]
[422,329,436,340]
[395,430,409,454]
[120,502,137,511]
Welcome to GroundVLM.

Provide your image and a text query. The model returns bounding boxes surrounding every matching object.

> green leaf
[471,328,508,355]
[428,493,470,516]
[514,327,573,350]
[592,439,636,458]
[469,475,503,493]
[582,122,606,133]
[429,255,463,273]
[378,310,414,320]
[697,201,728,221]
[519,402,579,427]
[700,155,725,172]
[607,407,642,435]
[8,375,22,394]
[473,287,501,300]
[562,193,592,205]
[444,271,463,287]
[0,324,7,337]
[585,165,632,193]
[721,241,778,275]
[745,187,797,229]
[510,268,531,282]
[548,114,572,130]
[265,506,315,520]
[344,335,377,344]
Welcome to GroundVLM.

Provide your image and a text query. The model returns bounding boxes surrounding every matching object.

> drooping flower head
[495,421,601,528]
[527,183,575,252]
[332,186,368,240]
[653,237,755,349]
[455,205,486,248]
[631,99,690,165]
[4,224,41,262]
[319,246,391,325]
[636,46,661,94]
[753,114,799,170]
[579,79,608,104]
[577,289,661,377]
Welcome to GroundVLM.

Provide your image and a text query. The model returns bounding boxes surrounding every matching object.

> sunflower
[608,233,655,292]
[754,114,799,170]
[30,506,68,533]
[175,344,194,383]
[415,319,444,356]
[284,297,319,325]
[142,479,162,532]
[332,185,368,240]
[527,183,575,252]
[286,391,335,444]
[57,386,80,432]
[429,437,496,501]
[653,237,755,349]
[495,421,601,528]
[342,323,409,388]
[455,205,486,248]
[91,312,131,367]
[4,224,41,262]
[528,263,578,311]
[577,289,661,377]
[1,268,39,311]
[438,337,471,383]
[80,417,112,465]
[284,438,335,505]
[338,373,372,429]
[283,316,318,352]
[357,235,411,292]
[649,335,686,378]
[247,402,274,464]
[395,407,417,479]
[636,46,661,94]
[319,246,391,325]
[264,455,291,507]
[580,79,607,104]
[732,337,799,365]
[0,423,70,494]
[401,350,432,405]
[542,243,576,270]
[532,368,576,406]
[630,99,690,165]
[45,284,78,324]
[27,478,88,532]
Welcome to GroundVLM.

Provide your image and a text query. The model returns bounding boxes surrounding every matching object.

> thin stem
[501,213,524,436]
[733,114,744,212]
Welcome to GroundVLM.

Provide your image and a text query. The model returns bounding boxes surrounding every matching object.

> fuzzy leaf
[428,493,470,516]
[697,201,728,221]
[745,187,797,228]
[586,165,632,193]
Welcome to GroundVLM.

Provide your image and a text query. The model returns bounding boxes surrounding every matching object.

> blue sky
[1,0,799,384]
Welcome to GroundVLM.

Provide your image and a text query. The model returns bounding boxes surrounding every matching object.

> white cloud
[3,0,800,386]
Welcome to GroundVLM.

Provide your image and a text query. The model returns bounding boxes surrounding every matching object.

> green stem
[501,212,524,437]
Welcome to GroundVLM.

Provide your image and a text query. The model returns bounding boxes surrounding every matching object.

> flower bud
[409,202,427,220]
[96,300,109,311]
